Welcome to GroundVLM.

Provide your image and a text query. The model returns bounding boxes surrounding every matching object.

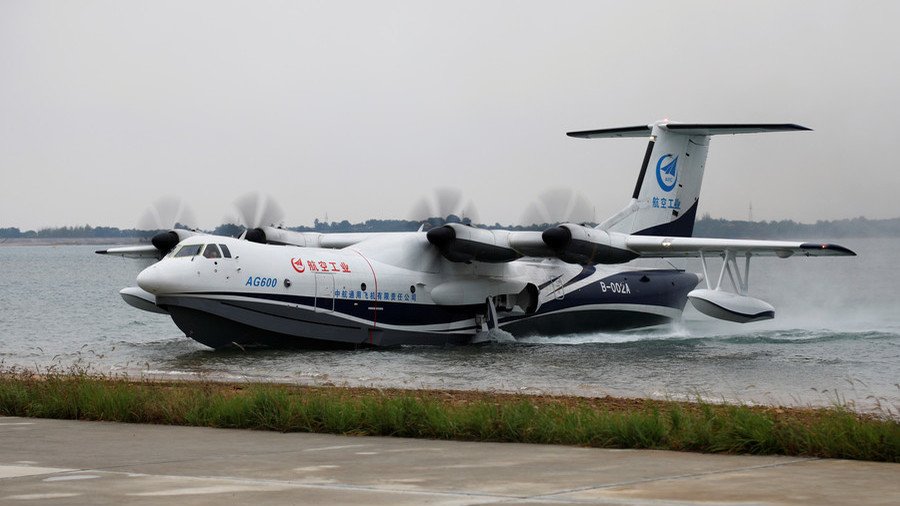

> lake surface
[1,239,898,415]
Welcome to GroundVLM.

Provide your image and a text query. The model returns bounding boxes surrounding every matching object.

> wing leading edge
[625,235,856,258]
[95,245,160,258]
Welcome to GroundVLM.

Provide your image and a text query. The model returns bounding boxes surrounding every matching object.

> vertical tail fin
[567,122,810,237]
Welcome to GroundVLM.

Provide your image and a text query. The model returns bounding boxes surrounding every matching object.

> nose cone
[137,264,164,294]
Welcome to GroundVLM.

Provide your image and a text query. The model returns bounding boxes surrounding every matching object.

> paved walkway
[0,416,897,505]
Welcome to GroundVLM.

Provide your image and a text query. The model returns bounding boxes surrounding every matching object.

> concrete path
[0,416,897,505]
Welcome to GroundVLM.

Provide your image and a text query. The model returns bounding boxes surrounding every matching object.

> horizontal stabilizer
[625,236,855,258]
[664,123,810,135]
[567,126,651,138]
[567,123,809,139]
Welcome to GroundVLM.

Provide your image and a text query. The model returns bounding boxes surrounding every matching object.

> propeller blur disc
[138,196,197,231]
[233,192,285,229]
[521,188,594,227]
[409,187,480,226]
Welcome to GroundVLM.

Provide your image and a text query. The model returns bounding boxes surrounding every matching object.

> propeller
[138,196,197,232]
[406,187,481,272]
[137,197,198,257]
[521,188,594,227]
[409,187,480,228]
[234,192,285,229]
[232,192,285,243]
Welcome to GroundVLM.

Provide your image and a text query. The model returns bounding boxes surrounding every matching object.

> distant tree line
[3,215,899,240]
[0,225,155,239]
[692,214,900,239]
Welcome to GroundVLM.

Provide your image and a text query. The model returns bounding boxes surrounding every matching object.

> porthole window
[360,283,367,291]
[410,285,416,294]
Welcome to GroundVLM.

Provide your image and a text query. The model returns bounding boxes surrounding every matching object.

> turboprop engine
[541,223,638,265]
[149,229,200,257]
[243,226,308,246]
[426,222,639,266]
[426,223,522,263]
[240,226,372,250]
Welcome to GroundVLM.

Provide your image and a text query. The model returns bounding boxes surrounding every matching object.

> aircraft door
[551,277,565,301]
[315,273,335,312]
[197,243,232,282]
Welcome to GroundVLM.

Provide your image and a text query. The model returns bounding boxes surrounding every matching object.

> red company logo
[291,257,306,273]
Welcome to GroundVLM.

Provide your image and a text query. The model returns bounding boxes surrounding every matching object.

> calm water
[1,239,898,414]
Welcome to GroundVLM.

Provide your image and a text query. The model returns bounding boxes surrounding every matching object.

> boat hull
[155,269,699,349]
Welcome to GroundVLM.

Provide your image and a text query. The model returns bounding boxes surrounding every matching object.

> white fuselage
[135,234,699,348]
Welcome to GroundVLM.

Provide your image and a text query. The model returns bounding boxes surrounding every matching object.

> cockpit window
[174,244,202,257]
[219,244,232,258]
[202,244,222,259]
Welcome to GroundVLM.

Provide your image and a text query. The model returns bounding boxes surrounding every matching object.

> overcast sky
[1,1,897,230]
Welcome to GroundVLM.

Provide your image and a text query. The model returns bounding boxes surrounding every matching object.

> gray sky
[2,0,898,230]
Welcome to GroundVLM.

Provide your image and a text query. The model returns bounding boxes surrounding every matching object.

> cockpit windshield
[202,244,222,259]
[171,243,233,259]
[173,244,202,258]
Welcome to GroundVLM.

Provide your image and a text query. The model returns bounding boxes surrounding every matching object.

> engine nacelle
[151,228,201,257]
[246,227,373,249]
[426,223,522,263]
[541,223,638,265]
[247,227,313,246]
[688,289,775,323]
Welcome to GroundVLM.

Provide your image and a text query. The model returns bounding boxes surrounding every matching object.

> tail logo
[656,154,678,192]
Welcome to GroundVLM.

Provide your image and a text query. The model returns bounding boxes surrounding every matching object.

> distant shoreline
[2,214,899,245]
[0,237,147,247]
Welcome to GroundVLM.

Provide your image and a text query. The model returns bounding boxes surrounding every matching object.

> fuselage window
[174,244,202,258]
[219,244,232,258]
[203,244,222,259]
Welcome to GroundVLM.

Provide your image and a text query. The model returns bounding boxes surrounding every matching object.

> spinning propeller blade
[132,197,199,258]
[231,192,286,244]
[409,187,480,227]
[233,192,285,230]
[521,188,594,227]
[138,196,197,231]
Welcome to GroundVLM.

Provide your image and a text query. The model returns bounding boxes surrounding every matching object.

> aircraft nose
[137,264,164,294]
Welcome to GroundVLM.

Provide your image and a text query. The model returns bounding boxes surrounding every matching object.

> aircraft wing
[625,235,856,258]
[95,245,160,259]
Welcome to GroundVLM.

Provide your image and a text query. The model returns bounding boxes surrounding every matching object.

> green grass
[1,370,897,462]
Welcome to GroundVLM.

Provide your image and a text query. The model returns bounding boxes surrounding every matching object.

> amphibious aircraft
[98,120,855,349]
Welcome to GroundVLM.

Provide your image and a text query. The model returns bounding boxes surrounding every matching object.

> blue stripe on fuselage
[174,269,697,329]
[537,269,698,314]
[185,291,481,327]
